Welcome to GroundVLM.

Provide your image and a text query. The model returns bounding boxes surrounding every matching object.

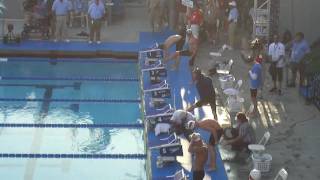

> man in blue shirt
[289,32,310,87]
[88,0,105,44]
[227,1,238,48]
[249,56,262,116]
[52,0,72,42]
[188,68,217,120]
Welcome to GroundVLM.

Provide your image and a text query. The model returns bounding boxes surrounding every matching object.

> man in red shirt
[187,4,204,40]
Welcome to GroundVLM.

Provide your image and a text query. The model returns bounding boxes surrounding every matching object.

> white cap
[249,169,261,180]
[187,121,196,130]
[186,28,192,34]
[170,110,187,124]
[190,133,201,142]
[229,1,236,6]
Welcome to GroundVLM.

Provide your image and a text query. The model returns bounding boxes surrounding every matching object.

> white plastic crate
[252,153,272,173]
[219,75,235,89]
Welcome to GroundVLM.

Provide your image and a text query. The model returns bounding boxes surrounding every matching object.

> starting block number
[182,0,193,8]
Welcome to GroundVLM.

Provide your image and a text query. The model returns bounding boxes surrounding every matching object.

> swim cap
[187,121,196,130]
[190,133,201,142]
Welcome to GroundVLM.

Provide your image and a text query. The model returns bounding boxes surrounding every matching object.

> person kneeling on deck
[187,119,223,171]
[188,133,208,180]
[164,29,199,70]
[170,109,196,140]
[223,112,256,152]
[187,68,217,120]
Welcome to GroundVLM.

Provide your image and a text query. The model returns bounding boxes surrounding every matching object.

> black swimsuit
[193,170,205,180]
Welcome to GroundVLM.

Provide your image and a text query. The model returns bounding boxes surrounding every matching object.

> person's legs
[209,99,217,120]
[298,62,306,87]
[208,145,216,171]
[187,100,204,112]
[277,67,283,94]
[269,63,277,91]
[95,19,102,42]
[228,22,236,48]
[208,133,218,171]
[60,16,68,40]
[89,20,95,42]
[290,62,298,86]
[250,89,258,114]
[54,16,63,40]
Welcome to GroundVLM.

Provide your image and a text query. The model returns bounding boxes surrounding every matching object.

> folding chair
[258,131,271,146]
[248,131,271,159]
[217,59,234,75]
[274,168,288,180]
[223,79,243,96]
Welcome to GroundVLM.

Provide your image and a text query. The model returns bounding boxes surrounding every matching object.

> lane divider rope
[0,153,146,159]
[1,58,137,64]
[0,76,139,82]
[0,98,141,103]
[0,123,143,128]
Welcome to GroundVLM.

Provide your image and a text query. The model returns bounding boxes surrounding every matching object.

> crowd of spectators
[22,0,108,43]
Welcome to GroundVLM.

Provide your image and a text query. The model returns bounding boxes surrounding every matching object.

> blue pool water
[0,58,146,180]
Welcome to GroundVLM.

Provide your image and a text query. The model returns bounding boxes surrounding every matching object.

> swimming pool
[0,58,147,180]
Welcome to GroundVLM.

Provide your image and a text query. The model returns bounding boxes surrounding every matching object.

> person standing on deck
[188,133,208,180]
[187,119,223,171]
[268,34,285,95]
[187,68,217,120]
[52,0,72,42]
[288,32,310,87]
[88,0,105,44]
[227,1,238,49]
[248,56,262,116]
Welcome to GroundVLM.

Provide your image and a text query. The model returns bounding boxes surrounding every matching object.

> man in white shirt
[228,1,238,48]
[268,34,285,95]
[88,0,105,44]
[52,0,72,42]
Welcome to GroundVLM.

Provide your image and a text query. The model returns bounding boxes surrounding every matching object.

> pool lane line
[0,98,141,103]
[0,153,147,160]
[1,58,137,64]
[0,123,144,129]
[0,83,78,88]
[0,76,139,82]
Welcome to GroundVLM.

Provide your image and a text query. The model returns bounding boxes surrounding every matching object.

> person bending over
[164,29,199,70]
[188,68,217,119]
[188,133,208,180]
[188,119,223,171]
[170,109,196,140]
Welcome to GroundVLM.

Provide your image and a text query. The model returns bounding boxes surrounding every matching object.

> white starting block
[150,134,183,168]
